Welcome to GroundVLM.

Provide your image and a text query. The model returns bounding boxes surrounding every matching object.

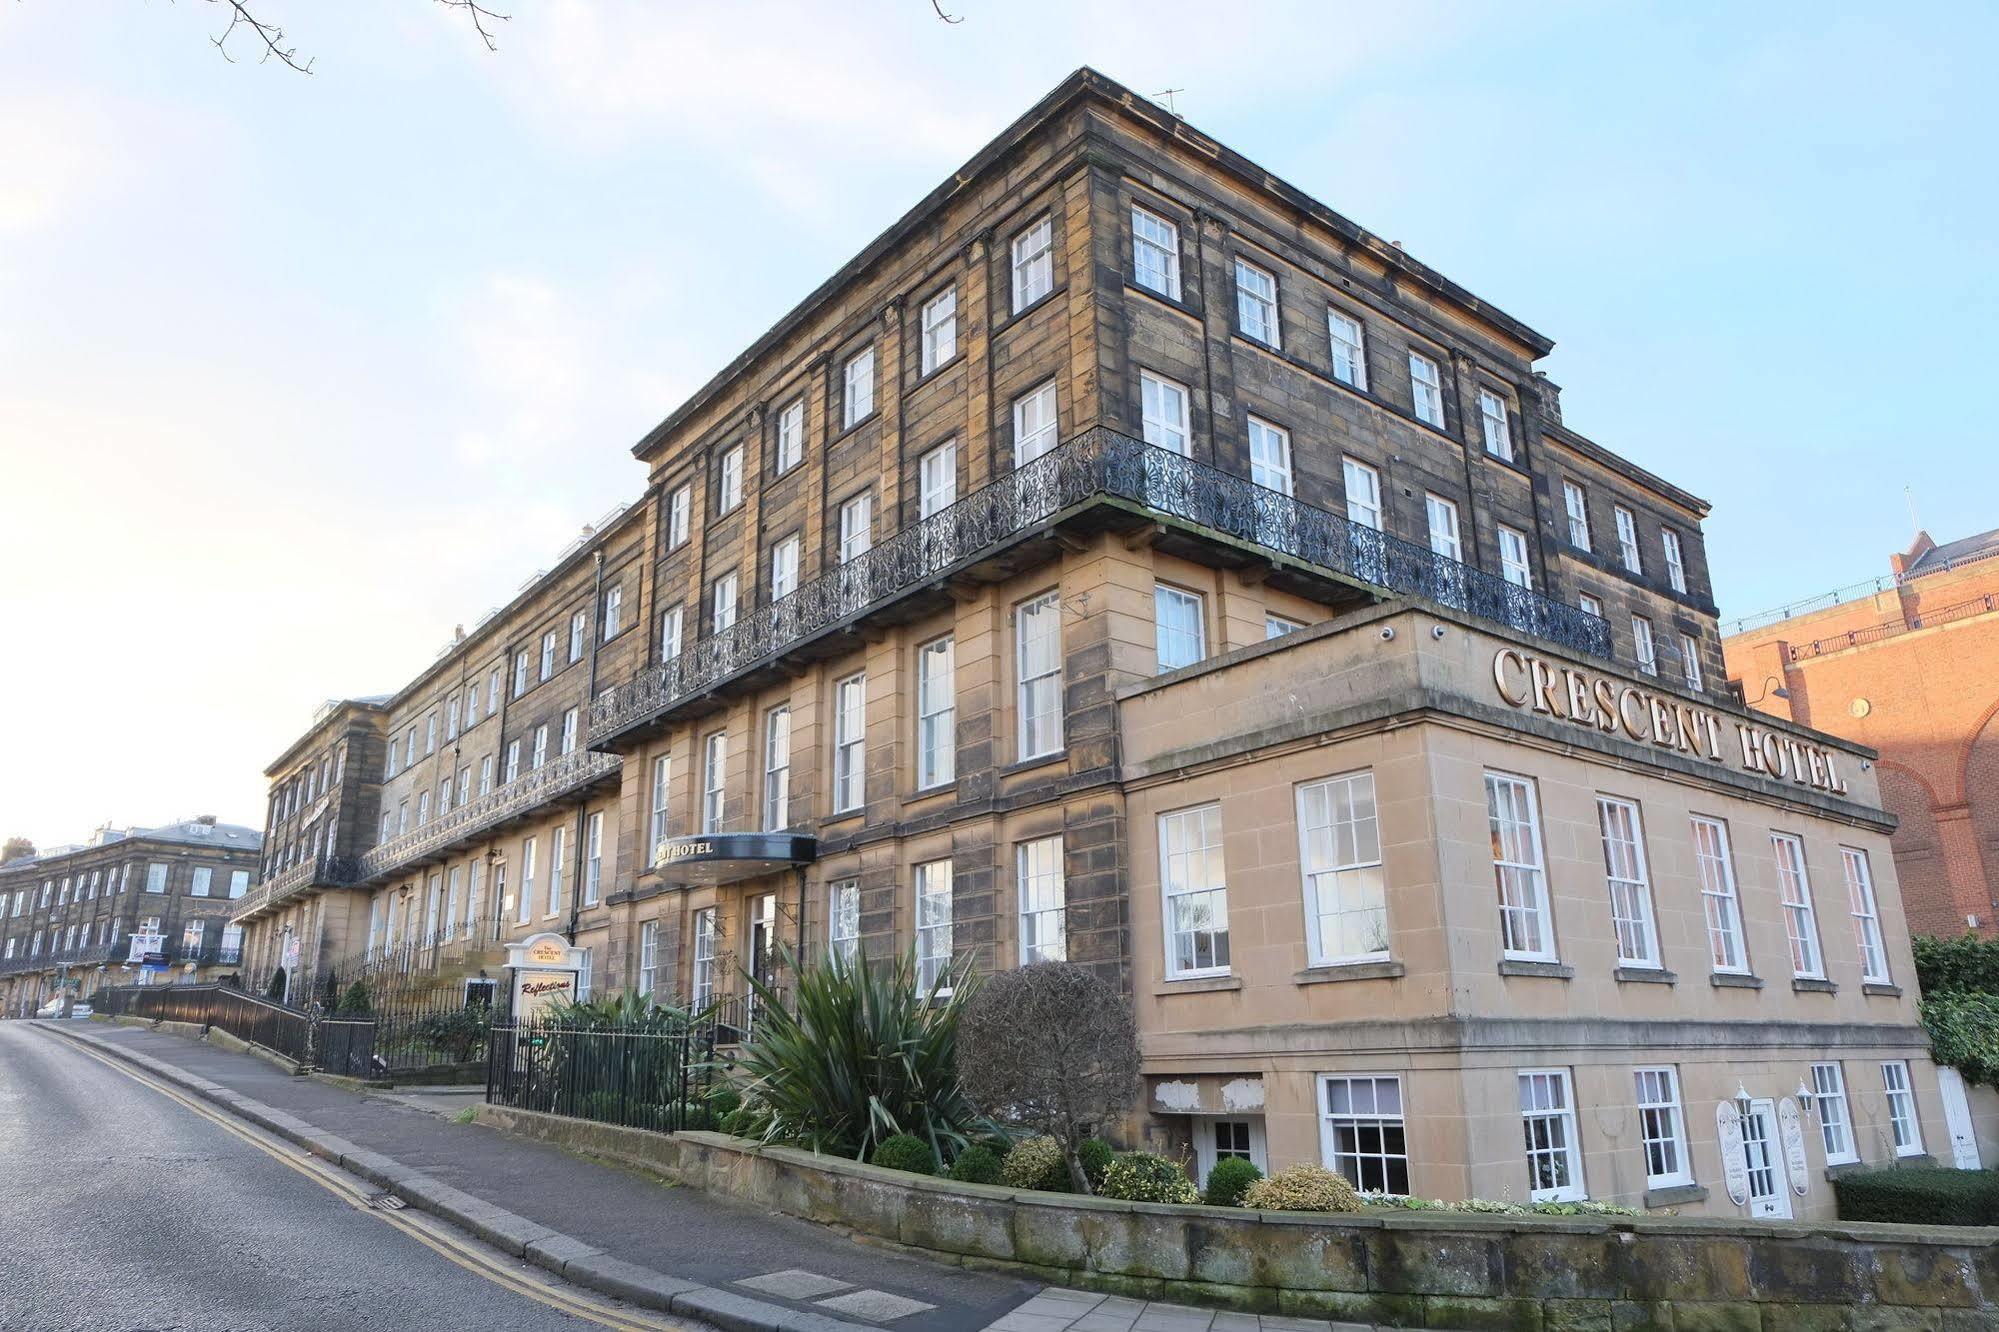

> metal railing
[95,983,314,1065]
[486,1017,720,1134]
[590,428,1611,744]
[1785,590,1999,662]
[233,852,364,921]
[1723,541,1999,636]
[357,750,621,885]
[0,940,120,978]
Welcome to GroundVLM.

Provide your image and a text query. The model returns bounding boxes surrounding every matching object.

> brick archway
[1962,700,1999,929]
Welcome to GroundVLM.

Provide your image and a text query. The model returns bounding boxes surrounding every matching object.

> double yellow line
[38,1027,691,1332]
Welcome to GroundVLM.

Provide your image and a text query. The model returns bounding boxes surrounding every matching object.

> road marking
[33,1026,693,1332]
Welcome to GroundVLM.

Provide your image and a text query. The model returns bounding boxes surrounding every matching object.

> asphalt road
[0,1021,645,1332]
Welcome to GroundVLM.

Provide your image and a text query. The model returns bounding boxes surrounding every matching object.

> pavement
[12,1019,1405,1331]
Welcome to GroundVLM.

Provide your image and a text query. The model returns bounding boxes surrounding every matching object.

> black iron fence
[485,1017,720,1133]
[95,983,314,1065]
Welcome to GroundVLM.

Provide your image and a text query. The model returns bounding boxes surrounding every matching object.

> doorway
[1191,1115,1268,1188]
[1741,1099,1791,1220]
[1937,1067,1983,1169]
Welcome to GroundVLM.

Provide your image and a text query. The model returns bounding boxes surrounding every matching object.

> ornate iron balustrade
[234,852,365,922]
[356,748,622,886]
[591,428,1611,743]
[0,940,121,978]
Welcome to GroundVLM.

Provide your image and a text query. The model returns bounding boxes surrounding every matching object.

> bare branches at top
[203,0,513,74]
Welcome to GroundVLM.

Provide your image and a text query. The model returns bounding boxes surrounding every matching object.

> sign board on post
[1777,1097,1810,1198]
[1715,1101,1750,1206]
[503,932,584,1019]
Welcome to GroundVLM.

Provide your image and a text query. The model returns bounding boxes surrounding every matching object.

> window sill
[1642,1183,1707,1209]
[1498,959,1574,980]
[1710,972,1765,990]
[1614,966,1677,985]
[1123,278,1198,320]
[1823,1160,1866,1181]
[1153,974,1241,996]
[1000,286,1065,328]
[914,351,966,384]
[1893,1152,1937,1167]
[1293,960,1405,985]
[1792,977,1838,994]
[999,752,1067,779]
[827,411,880,447]
[1863,982,1904,998]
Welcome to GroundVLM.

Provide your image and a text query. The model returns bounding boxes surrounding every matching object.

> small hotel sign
[1492,648,1849,796]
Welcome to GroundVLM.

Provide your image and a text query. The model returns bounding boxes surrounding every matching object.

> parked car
[33,998,92,1019]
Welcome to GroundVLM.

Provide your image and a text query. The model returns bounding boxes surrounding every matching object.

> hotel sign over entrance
[1492,648,1849,796]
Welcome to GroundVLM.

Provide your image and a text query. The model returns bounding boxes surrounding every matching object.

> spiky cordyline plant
[541,988,695,1032]
[733,945,995,1163]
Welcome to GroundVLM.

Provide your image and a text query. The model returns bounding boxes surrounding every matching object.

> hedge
[1915,933,1999,996]
[1832,1166,1999,1226]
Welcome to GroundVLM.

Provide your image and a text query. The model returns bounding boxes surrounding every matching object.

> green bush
[1834,1167,1999,1225]
[1915,933,1999,995]
[337,981,372,1015]
[871,1133,937,1175]
[718,1105,764,1138]
[946,1144,1004,1185]
[708,1085,743,1117]
[673,1101,717,1132]
[1204,1156,1263,1207]
[1001,1135,1069,1191]
[1922,992,1999,1088]
[1099,1152,1199,1204]
[1243,1164,1363,1212]
[1077,1137,1114,1190]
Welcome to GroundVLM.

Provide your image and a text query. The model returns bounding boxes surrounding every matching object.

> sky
[1,1,1993,847]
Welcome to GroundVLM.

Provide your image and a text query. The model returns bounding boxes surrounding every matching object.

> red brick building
[1724,528,1999,940]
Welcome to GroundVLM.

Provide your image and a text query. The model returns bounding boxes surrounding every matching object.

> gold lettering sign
[526,938,567,965]
[655,839,714,867]
[1492,648,1848,795]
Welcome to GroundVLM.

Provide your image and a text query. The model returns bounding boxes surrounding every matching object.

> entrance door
[746,893,777,1027]
[1742,1099,1791,1219]
[1937,1067,1983,1169]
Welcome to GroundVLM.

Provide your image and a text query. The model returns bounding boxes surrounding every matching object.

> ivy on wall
[1915,934,1999,1088]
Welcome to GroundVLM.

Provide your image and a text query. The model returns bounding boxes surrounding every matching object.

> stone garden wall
[476,1105,1999,1330]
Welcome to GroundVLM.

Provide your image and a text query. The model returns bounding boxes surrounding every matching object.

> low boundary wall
[475,1105,1999,1329]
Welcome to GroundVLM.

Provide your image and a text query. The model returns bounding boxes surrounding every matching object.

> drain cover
[368,1193,408,1211]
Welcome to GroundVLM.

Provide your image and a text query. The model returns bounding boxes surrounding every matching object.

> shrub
[1077,1137,1115,1190]
[1204,1157,1263,1208]
[946,1144,1004,1185]
[1001,1135,1070,1192]
[265,967,288,1003]
[707,1085,743,1117]
[871,1133,937,1175]
[733,945,995,1163]
[1243,1164,1363,1213]
[1922,992,1999,1088]
[1834,1167,1999,1225]
[1915,933,1999,996]
[718,1105,764,1138]
[1099,1152,1199,1204]
[673,1101,717,1132]
[337,981,372,1015]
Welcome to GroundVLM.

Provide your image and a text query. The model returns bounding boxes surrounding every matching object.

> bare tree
[1,838,34,866]
[203,0,511,73]
[957,962,1139,1193]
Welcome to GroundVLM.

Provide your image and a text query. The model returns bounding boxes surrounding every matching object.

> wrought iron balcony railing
[233,852,365,923]
[591,427,1611,744]
[0,940,122,978]
[355,748,622,886]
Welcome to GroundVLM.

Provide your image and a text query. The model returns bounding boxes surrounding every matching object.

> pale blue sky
[2,2,1992,842]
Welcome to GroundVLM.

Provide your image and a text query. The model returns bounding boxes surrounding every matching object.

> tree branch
[199,0,513,73]
[930,0,964,22]
[436,0,509,52]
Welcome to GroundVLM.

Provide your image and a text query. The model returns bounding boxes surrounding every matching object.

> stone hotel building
[236,69,1954,1219]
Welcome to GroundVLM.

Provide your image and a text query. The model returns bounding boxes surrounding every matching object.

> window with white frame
[919,440,957,518]
[1160,804,1228,977]
[1247,416,1292,494]
[504,741,520,784]
[1132,206,1180,299]
[569,610,587,663]
[702,731,727,833]
[1154,583,1205,673]
[1013,381,1058,466]
[833,673,866,813]
[763,706,791,832]
[1882,1060,1923,1155]
[1842,847,1890,983]
[1011,217,1053,310]
[1016,592,1062,759]
[1634,1067,1692,1188]
[668,485,691,548]
[838,493,872,565]
[1016,836,1066,963]
[1662,529,1688,593]
[649,755,670,853]
[775,398,805,474]
[584,811,603,906]
[1486,772,1555,960]
[1234,258,1279,346]
[1562,481,1591,549]
[1579,592,1603,619]
[518,836,537,924]
[1614,505,1643,573]
[531,724,548,769]
[444,867,462,938]
[1691,816,1748,973]
[190,867,212,898]
[711,572,738,633]
[917,637,955,790]
[1298,772,1386,965]
[691,908,717,1007]
[1632,615,1658,675]
[1320,1075,1408,1194]
[540,630,557,681]
[1140,370,1190,455]
[829,878,861,966]
[466,685,481,727]
[660,604,683,661]
[1408,351,1444,427]
[1425,493,1462,561]
[920,288,957,375]
[561,707,579,756]
[1679,633,1704,691]
[1328,309,1367,389]
[1498,525,1532,589]
[603,585,623,639]
[229,870,249,899]
[426,711,438,753]
[637,920,660,996]
[1478,388,1512,461]
[1810,1062,1857,1163]
[771,534,801,601]
[1597,797,1659,967]
[843,347,874,427]
[547,826,567,917]
[487,668,501,714]
[1266,614,1305,639]
[446,694,461,740]
[182,919,205,954]
[1772,832,1823,978]
[1519,1069,1585,1201]
[146,862,168,893]
[1343,457,1382,530]
[407,727,419,764]
[480,754,495,795]
[717,445,744,513]
[915,859,954,991]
